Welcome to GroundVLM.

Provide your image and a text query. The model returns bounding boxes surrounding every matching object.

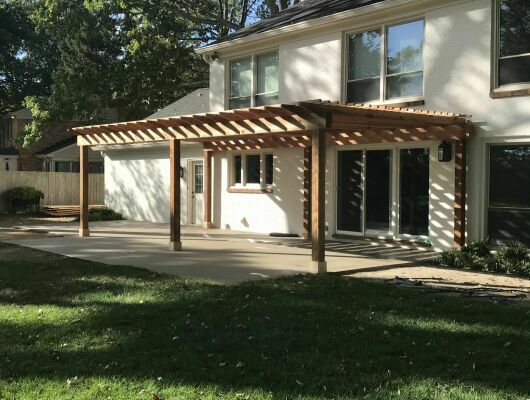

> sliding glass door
[399,148,429,236]
[336,147,429,238]
[336,149,392,235]
[337,150,363,233]
[365,150,392,233]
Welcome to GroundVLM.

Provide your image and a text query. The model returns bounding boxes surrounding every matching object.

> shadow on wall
[105,148,176,224]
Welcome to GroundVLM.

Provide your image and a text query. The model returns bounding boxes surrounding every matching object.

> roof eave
[196,0,435,56]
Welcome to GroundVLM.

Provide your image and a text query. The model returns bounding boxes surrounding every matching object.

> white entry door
[188,160,204,225]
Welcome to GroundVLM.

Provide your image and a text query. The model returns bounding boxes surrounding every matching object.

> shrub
[88,208,124,221]
[437,240,493,270]
[437,240,530,278]
[3,186,44,213]
[494,241,530,276]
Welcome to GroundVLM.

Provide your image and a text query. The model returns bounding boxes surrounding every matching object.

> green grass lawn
[0,243,528,400]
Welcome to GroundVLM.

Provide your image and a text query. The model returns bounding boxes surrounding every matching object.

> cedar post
[310,128,326,273]
[169,139,182,251]
[454,134,468,248]
[79,145,89,237]
[303,146,312,239]
[203,148,213,229]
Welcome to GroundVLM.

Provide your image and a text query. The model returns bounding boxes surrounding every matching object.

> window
[194,164,204,194]
[231,153,274,187]
[228,51,279,109]
[55,161,71,172]
[246,154,261,184]
[347,20,424,103]
[496,0,530,87]
[229,57,252,109]
[265,153,274,185]
[488,145,530,245]
[233,155,242,184]
[89,162,104,174]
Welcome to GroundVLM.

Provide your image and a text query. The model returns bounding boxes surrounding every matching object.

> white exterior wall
[423,0,530,242]
[213,147,304,235]
[103,144,203,224]
[201,0,530,249]
[279,32,343,103]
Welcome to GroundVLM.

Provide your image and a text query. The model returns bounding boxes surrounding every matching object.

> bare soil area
[0,213,73,240]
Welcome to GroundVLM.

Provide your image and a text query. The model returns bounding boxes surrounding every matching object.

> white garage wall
[103,143,203,223]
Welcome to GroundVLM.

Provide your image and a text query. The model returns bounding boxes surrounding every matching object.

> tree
[10,0,298,148]
[0,0,56,115]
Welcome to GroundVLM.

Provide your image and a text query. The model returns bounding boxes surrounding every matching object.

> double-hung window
[228,51,279,109]
[495,0,530,88]
[347,19,424,103]
[231,153,274,187]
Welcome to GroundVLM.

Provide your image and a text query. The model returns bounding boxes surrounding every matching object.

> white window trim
[344,18,425,104]
[491,0,530,92]
[229,151,274,189]
[226,50,279,109]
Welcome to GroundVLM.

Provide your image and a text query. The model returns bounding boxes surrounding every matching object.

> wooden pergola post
[79,145,89,237]
[454,136,467,248]
[310,128,326,273]
[169,139,182,251]
[203,148,213,229]
[303,146,312,240]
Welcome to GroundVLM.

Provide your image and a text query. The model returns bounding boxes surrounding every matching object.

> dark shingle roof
[0,148,20,156]
[36,136,77,156]
[213,0,386,44]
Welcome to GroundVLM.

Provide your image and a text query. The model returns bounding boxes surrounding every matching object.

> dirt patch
[0,213,74,240]
[0,213,76,228]
[349,264,530,304]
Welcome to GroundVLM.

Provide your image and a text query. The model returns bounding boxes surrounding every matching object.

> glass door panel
[488,145,530,245]
[365,150,391,232]
[399,148,429,236]
[337,150,363,232]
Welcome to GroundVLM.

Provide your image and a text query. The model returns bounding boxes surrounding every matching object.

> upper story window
[496,0,530,87]
[347,19,424,103]
[228,51,279,109]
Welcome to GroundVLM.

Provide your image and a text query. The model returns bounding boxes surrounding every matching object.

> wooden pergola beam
[203,147,213,229]
[169,139,182,251]
[79,145,89,237]
[311,128,326,273]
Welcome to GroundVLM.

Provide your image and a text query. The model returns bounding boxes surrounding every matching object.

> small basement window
[231,153,274,188]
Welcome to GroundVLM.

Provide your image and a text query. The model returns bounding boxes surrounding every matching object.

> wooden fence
[0,171,104,210]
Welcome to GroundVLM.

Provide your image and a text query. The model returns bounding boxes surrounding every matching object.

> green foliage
[437,240,530,278]
[88,207,124,221]
[494,241,530,276]
[3,186,44,202]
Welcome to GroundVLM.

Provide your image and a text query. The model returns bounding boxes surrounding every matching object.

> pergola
[74,100,472,273]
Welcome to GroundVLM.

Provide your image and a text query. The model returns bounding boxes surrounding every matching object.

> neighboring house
[38,137,104,173]
[0,108,109,172]
[77,0,530,251]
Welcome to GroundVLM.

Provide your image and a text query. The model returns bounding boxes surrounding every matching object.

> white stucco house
[75,0,530,269]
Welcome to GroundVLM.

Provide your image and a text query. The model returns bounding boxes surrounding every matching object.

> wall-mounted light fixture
[438,140,452,162]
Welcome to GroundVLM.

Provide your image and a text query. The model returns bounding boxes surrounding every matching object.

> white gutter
[196,0,468,56]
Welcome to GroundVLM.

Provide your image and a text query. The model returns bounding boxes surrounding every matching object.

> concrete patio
[5,220,437,284]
